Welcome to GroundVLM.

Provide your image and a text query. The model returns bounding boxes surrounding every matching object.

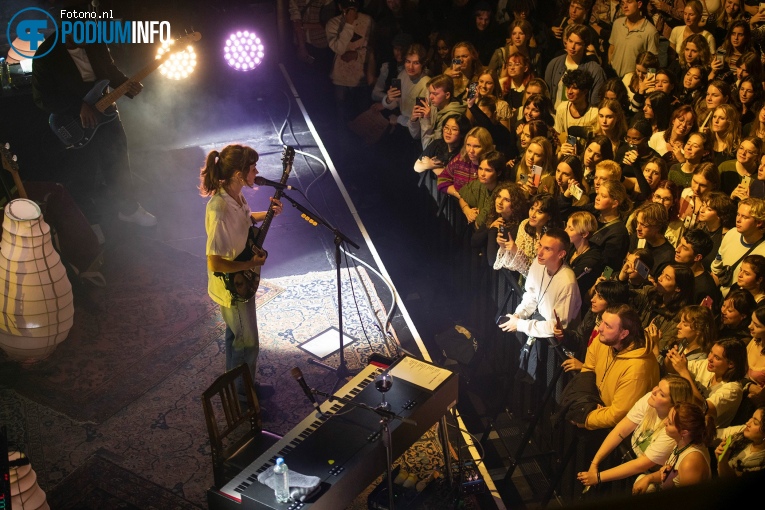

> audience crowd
[290,0,765,496]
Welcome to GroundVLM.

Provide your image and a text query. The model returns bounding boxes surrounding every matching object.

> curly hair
[485,181,528,229]
[678,305,717,354]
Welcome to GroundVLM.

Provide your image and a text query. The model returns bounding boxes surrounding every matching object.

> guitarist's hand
[80,102,99,129]
[270,197,283,215]
[250,247,267,269]
[126,80,143,98]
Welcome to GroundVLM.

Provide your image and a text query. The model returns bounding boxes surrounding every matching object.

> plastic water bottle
[273,457,290,503]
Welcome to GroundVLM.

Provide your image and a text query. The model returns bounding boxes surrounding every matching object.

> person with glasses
[414,115,471,178]
[616,118,660,181]
[649,179,685,247]
[719,136,762,198]
[499,52,534,118]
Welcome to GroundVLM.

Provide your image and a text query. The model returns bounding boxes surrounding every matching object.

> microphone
[254,176,295,190]
[291,367,324,415]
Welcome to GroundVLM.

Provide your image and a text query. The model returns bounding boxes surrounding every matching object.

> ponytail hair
[199,144,259,196]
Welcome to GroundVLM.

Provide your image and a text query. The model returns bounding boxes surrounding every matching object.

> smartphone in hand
[391,78,401,90]
[467,82,478,100]
[700,295,713,309]
[499,223,509,241]
[569,183,583,200]
[602,266,614,279]
[554,310,563,332]
[531,165,543,187]
[635,259,650,279]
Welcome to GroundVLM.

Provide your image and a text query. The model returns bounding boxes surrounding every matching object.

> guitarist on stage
[32,27,157,227]
[200,145,283,399]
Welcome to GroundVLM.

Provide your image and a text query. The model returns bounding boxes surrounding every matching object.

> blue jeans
[220,299,259,392]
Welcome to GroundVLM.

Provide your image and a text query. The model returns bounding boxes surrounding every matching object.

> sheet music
[389,356,451,391]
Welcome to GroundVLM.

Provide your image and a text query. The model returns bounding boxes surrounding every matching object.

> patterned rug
[2,267,402,508]
[1,237,282,424]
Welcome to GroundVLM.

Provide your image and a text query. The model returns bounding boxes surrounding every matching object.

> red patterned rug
[2,236,282,424]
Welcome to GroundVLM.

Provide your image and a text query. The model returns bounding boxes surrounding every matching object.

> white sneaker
[118,205,157,227]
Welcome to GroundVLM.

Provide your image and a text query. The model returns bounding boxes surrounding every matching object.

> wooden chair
[202,363,282,488]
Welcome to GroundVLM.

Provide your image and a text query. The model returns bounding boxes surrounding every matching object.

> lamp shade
[0,198,74,363]
[9,452,50,510]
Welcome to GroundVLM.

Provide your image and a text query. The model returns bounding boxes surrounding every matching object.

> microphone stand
[280,192,361,387]
[313,388,416,510]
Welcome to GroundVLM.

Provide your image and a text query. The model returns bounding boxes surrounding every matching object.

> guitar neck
[254,148,294,248]
[92,32,201,113]
[94,58,163,112]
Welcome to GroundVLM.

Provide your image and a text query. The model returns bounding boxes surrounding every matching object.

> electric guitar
[218,145,295,302]
[0,143,27,200]
[49,31,202,149]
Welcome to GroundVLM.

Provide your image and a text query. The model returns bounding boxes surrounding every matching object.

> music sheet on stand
[389,356,451,391]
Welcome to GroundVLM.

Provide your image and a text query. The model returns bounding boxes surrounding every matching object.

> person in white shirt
[711,198,765,297]
[499,228,582,339]
[578,375,694,489]
[666,337,748,428]
[554,68,599,135]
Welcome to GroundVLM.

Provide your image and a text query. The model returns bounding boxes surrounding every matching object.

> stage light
[157,39,197,80]
[223,30,265,71]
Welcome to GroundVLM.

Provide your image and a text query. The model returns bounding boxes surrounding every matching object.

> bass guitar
[49,31,201,149]
[218,145,295,302]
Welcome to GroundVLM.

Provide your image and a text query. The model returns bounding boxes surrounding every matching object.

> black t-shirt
[629,235,676,277]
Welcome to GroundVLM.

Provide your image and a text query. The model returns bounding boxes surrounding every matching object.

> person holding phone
[654,304,716,373]
[497,229,582,382]
[443,42,483,101]
[618,249,655,289]
[719,135,761,198]
[485,181,528,266]
[408,74,467,149]
[380,43,429,131]
[635,264,697,352]
[666,337,747,428]
[494,193,560,277]
[715,406,765,477]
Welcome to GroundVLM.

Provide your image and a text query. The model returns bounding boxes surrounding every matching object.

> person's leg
[93,114,137,215]
[219,300,259,391]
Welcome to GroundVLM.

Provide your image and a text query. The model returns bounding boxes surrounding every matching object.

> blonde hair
[599,180,632,220]
[568,211,598,238]
[595,159,622,181]
[516,136,556,179]
[460,126,495,160]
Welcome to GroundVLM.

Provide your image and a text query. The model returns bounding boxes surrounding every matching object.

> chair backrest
[202,364,263,470]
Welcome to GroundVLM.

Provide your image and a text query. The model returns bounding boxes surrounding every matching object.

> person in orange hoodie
[575,303,661,430]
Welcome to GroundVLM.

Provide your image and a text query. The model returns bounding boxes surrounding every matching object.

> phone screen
[636,260,650,279]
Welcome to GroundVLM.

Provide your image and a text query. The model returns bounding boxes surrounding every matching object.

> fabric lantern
[9,452,50,510]
[0,198,74,363]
